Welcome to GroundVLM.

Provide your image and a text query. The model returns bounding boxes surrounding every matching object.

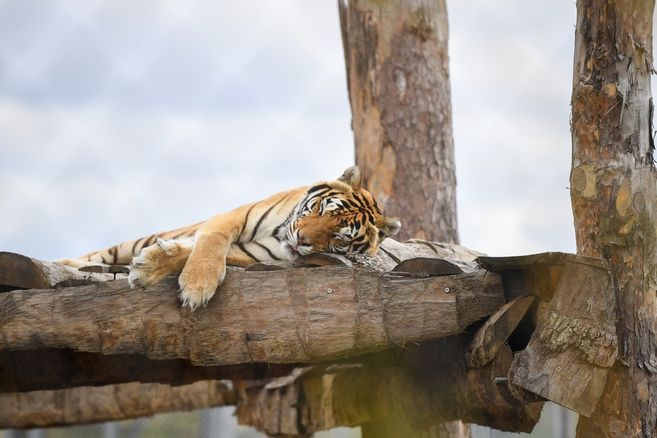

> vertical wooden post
[339,0,458,243]
[339,1,465,436]
[570,0,657,435]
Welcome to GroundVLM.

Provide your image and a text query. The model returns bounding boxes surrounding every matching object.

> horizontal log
[477,252,606,300]
[0,349,295,393]
[236,340,544,436]
[0,267,504,366]
[0,380,234,429]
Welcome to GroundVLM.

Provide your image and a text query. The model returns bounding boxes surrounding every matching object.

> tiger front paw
[177,261,225,311]
[129,238,191,289]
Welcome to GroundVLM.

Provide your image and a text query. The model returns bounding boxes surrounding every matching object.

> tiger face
[280,166,401,257]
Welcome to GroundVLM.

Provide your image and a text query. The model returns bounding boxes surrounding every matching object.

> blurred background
[0,0,633,436]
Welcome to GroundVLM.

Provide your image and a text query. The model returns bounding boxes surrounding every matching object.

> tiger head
[280,166,401,257]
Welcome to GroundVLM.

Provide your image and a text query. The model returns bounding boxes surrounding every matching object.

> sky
[0,0,585,261]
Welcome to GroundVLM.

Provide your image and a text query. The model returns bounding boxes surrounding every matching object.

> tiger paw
[129,238,191,289]
[177,262,224,311]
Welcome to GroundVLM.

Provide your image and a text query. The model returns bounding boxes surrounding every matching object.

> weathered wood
[510,259,616,416]
[236,343,543,436]
[0,380,235,428]
[570,1,656,433]
[465,296,535,368]
[340,0,458,243]
[0,252,114,291]
[392,257,463,277]
[477,252,605,300]
[0,267,504,366]
[0,349,295,393]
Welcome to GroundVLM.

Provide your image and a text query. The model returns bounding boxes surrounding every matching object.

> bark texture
[570,0,657,435]
[0,380,234,429]
[0,271,503,366]
[340,0,458,243]
[509,258,616,416]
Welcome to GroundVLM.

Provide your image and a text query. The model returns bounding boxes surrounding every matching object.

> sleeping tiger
[58,166,401,310]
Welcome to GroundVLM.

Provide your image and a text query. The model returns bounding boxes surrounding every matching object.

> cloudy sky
[0,1,584,261]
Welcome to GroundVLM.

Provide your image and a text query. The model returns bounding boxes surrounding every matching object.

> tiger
[57,166,401,311]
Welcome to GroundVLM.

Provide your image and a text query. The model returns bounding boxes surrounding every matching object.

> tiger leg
[128,238,193,288]
[177,231,230,311]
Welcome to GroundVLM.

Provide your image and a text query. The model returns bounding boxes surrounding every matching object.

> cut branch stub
[465,296,535,368]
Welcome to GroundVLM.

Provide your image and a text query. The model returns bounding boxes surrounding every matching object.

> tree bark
[570,0,657,435]
[0,381,235,429]
[340,0,458,243]
[340,1,464,434]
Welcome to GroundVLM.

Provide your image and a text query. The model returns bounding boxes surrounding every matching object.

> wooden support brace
[509,257,617,416]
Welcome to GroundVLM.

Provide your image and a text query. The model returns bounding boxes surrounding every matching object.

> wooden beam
[0,380,235,429]
[0,268,504,366]
[0,349,295,393]
[236,342,544,436]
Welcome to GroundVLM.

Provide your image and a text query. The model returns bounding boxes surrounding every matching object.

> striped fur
[57,166,401,310]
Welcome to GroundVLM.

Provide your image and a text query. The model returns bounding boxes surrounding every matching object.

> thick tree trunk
[340,0,458,243]
[340,1,462,434]
[570,0,657,435]
[339,1,463,435]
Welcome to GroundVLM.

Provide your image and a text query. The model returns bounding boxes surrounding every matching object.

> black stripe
[352,234,366,243]
[351,242,368,253]
[249,198,286,241]
[237,242,259,262]
[306,184,332,196]
[171,230,191,239]
[143,234,157,247]
[239,204,256,242]
[131,237,146,255]
[343,199,359,209]
[255,242,281,261]
[380,247,401,264]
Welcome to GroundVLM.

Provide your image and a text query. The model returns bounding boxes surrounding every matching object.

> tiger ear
[379,217,402,237]
[338,165,362,191]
